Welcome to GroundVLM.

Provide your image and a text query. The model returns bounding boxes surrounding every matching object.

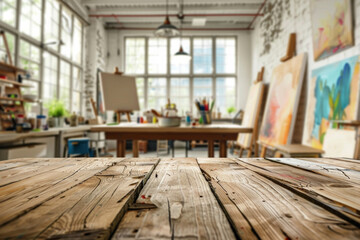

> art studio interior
[0,0,359,239]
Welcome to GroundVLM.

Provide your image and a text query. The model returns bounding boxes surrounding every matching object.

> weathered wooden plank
[198,158,360,239]
[236,158,360,226]
[0,158,124,227]
[298,157,360,171]
[113,158,236,240]
[0,158,60,172]
[0,158,158,239]
[0,158,93,187]
[267,158,360,185]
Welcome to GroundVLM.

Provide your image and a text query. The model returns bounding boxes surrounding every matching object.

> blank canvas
[237,82,264,148]
[323,129,356,158]
[100,72,140,111]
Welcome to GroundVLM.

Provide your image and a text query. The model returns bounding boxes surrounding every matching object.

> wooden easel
[0,31,13,65]
[113,67,132,123]
[236,67,265,157]
[280,33,296,62]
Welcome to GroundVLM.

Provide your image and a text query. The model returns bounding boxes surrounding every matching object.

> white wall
[105,29,253,110]
[251,0,360,83]
[84,18,107,119]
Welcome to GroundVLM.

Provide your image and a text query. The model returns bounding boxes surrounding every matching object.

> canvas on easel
[99,72,140,113]
[259,53,307,147]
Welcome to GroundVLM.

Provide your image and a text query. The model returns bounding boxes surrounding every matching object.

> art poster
[311,0,353,61]
[259,53,307,147]
[303,55,360,149]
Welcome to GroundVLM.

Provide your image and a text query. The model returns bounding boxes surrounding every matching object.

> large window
[0,0,17,27]
[20,0,42,40]
[60,60,71,109]
[216,77,236,113]
[42,52,58,105]
[148,78,167,109]
[124,37,237,115]
[44,0,59,50]
[193,38,212,74]
[216,38,236,74]
[170,38,190,74]
[170,78,190,115]
[148,38,167,74]
[136,78,145,110]
[125,38,145,74]
[72,67,82,114]
[19,40,40,98]
[60,7,72,58]
[0,0,84,115]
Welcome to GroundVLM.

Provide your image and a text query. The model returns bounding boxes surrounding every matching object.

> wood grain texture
[0,158,158,239]
[198,158,360,239]
[113,158,236,240]
[268,157,360,184]
[235,158,360,225]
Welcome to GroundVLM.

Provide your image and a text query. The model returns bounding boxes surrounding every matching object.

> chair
[67,137,90,157]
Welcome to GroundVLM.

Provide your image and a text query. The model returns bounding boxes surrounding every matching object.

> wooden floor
[0,157,359,239]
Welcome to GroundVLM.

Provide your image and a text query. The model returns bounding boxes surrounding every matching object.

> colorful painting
[237,82,264,148]
[311,0,353,61]
[259,53,307,147]
[303,55,360,149]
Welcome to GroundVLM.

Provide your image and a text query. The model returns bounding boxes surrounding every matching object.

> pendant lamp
[174,19,191,61]
[155,0,179,37]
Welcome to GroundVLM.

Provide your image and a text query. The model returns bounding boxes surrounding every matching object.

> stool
[67,137,90,157]
[274,144,324,158]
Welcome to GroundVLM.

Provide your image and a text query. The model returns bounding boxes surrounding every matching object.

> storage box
[0,143,47,160]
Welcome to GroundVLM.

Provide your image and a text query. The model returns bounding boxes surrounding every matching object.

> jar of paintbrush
[195,98,215,125]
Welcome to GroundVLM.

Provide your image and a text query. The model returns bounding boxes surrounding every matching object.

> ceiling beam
[82,0,264,6]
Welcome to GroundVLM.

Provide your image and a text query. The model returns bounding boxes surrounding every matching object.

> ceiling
[80,0,266,31]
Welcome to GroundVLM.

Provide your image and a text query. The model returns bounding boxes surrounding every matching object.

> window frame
[124,36,238,114]
[0,0,85,115]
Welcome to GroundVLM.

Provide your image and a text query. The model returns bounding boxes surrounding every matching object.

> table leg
[355,128,360,159]
[219,140,227,158]
[208,140,214,158]
[132,140,139,158]
[117,140,126,157]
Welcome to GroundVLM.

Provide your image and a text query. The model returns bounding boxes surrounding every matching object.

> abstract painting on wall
[311,0,353,61]
[259,53,307,147]
[303,55,360,149]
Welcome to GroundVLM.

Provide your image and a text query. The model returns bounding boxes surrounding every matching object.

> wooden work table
[91,123,252,158]
[0,157,359,239]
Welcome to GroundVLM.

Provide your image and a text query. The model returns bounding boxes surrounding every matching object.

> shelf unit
[0,62,30,130]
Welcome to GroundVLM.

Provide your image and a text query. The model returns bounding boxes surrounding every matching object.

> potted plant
[227,106,236,118]
[47,100,68,128]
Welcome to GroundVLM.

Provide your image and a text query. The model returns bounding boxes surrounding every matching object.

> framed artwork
[259,53,307,147]
[237,82,264,149]
[311,0,353,61]
[303,55,360,149]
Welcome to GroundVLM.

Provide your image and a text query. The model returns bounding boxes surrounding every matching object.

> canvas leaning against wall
[311,0,353,61]
[259,53,307,147]
[303,55,360,149]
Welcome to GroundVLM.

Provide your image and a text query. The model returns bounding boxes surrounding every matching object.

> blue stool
[67,138,90,157]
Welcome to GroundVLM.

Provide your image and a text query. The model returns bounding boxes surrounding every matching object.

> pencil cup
[199,110,212,125]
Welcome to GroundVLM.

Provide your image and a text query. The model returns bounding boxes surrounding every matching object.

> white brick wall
[252,0,360,83]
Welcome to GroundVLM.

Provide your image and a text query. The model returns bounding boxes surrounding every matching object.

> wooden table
[0,157,359,239]
[91,123,252,158]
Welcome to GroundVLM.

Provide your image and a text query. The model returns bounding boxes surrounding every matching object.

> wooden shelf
[0,96,37,102]
[0,78,33,88]
[0,61,27,73]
